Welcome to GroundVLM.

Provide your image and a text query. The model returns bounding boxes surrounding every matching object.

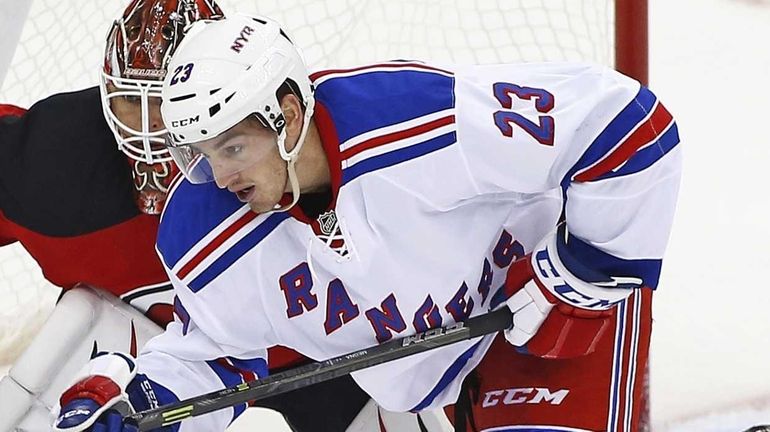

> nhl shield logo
[317,211,338,236]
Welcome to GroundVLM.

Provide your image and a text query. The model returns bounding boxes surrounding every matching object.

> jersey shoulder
[453,61,643,139]
[451,62,666,191]
[157,180,291,292]
[311,61,461,189]
[0,87,138,236]
[311,61,456,144]
[158,180,245,270]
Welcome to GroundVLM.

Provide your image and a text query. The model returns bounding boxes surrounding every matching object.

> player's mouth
[235,186,256,203]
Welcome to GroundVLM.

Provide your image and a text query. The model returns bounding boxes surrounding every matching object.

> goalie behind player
[0,1,369,431]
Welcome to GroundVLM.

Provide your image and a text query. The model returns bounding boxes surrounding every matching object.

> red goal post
[616,0,648,84]
[0,0,648,363]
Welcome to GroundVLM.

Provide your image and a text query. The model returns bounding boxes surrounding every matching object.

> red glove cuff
[525,306,612,358]
[504,253,615,359]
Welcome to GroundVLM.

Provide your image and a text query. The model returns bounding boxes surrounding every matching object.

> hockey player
[55,14,681,432]
[2,2,367,431]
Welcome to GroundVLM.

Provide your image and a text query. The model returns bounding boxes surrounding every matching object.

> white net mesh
[0,245,58,364]
[0,0,623,365]
[1,0,618,106]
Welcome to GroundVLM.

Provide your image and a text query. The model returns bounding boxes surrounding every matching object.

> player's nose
[213,168,237,189]
[148,105,165,132]
[151,115,164,132]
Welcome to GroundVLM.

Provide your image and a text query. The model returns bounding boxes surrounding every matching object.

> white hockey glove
[503,225,641,358]
[54,352,138,432]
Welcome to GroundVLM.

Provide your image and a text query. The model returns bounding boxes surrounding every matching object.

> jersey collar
[285,100,343,224]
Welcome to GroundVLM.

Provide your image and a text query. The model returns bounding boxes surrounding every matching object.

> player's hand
[56,407,137,432]
[54,353,138,432]
[502,226,641,358]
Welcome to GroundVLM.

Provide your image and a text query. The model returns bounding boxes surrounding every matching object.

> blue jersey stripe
[557,231,662,289]
[488,283,510,310]
[341,131,457,184]
[188,212,290,292]
[159,180,246,269]
[205,360,245,387]
[410,339,482,412]
[206,360,249,422]
[314,69,455,144]
[228,357,269,379]
[594,122,680,181]
[609,300,627,429]
[173,296,191,335]
[562,87,657,189]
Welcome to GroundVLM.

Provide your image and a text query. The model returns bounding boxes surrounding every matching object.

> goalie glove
[54,352,138,432]
[503,225,642,358]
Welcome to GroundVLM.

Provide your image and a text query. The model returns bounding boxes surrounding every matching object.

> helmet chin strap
[272,97,316,213]
[272,158,301,212]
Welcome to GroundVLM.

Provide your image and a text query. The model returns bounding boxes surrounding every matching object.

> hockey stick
[126,307,512,430]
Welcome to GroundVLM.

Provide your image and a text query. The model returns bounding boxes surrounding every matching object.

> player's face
[110,92,164,137]
[191,118,289,213]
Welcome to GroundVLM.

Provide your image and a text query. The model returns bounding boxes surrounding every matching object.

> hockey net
[0,0,646,364]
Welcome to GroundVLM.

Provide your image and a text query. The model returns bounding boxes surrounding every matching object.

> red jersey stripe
[177,210,258,279]
[340,114,455,161]
[575,103,674,182]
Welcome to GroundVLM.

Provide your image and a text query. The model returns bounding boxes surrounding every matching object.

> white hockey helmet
[161,14,315,211]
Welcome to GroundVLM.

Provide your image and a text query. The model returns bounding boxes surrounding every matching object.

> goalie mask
[161,14,315,212]
[101,0,224,213]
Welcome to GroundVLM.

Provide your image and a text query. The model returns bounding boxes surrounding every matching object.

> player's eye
[223,145,243,158]
[123,95,141,104]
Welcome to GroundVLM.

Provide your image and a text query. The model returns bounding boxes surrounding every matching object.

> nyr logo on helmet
[231,26,255,53]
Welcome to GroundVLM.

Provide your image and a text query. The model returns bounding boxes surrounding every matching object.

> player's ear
[280,93,303,137]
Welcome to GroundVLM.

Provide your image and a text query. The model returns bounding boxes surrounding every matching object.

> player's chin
[248,199,279,214]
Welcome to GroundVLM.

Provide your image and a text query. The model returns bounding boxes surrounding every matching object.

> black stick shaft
[128,308,512,430]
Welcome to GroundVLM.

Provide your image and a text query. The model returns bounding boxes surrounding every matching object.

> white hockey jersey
[140,61,681,429]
